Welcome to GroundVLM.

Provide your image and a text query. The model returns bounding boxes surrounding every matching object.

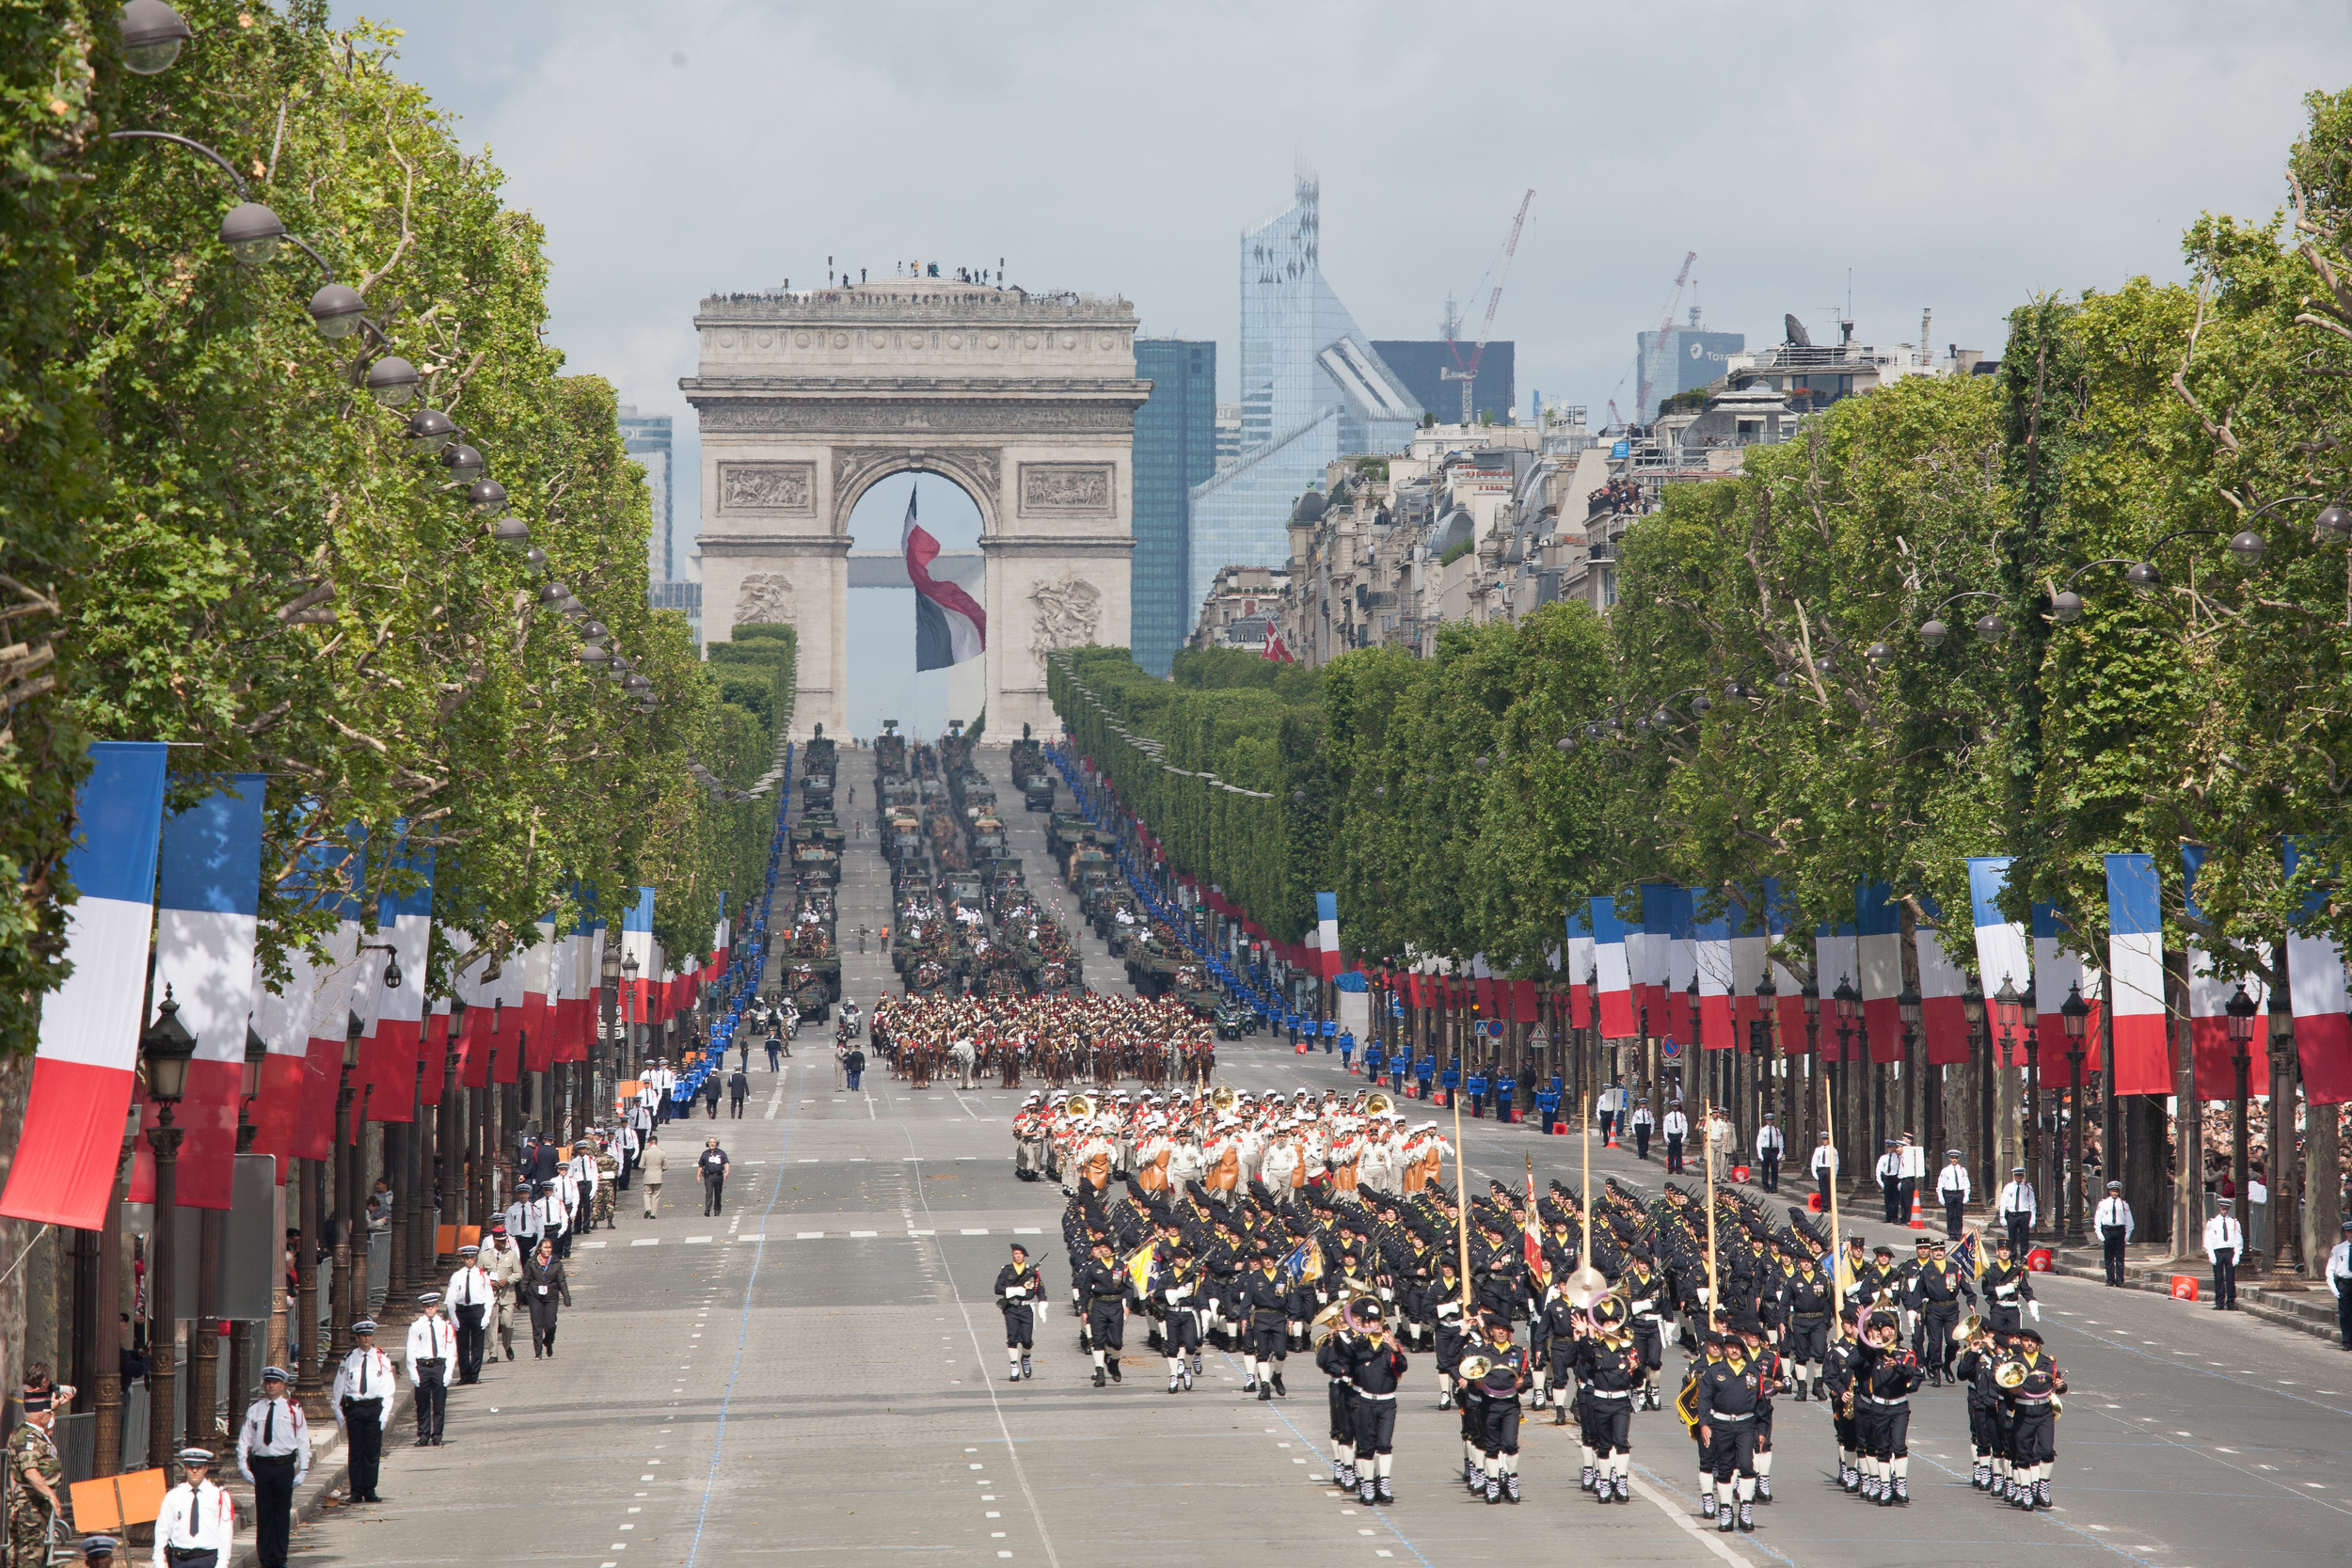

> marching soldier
[151,1449,233,1568]
[993,1243,1043,1381]
[8,1372,69,1568]
[1623,1256,1668,1409]
[1573,1296,1643,1504]
[1470,1316,1530,1504]
[1851,1309,1925,1506]
[329,1320,396,1503]
[1695,1328,1765,1532]
[1997,1328,2066,1510]
[1315,1299,1363,1491]
[1152,1245,1203,1393]
[1347,1303,1408,1506]
[1235,1249,1293,1400]
[1979,1237,2035,1332]
[1078,1237,1132,1386]
[234,1368,310,1568]
[1782,1251,1832,1401]
[1955,1323,2005,1493]
[1904,1235,1973,1384]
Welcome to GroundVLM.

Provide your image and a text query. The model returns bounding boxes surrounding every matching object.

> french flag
[712,897,730,982]
[904,487,985,670]
[151,774,268,1211]
[2284,839,2352,1104]
[2183,846,2265,1100]
[1728,889,1767,1031]
[1814,915,1858,1062]
[1763,879,1809,1051]
[1856,881,1904,1064]
[1590,895,1632,1037]
[493,939,527,1084]
[565,916,602,1064]
[2032,904,2102,1070]
[0,742,168,1229]
[622,887,655,1022]
[2105,854,2171,1095]
[362,838,433,1122]
[1966,857,2031,1064]
[1628,883,1671,1028]
[420,995,450,1107]
[1694,903,1734,1049]
[1315,893,1342,979]
[1563,904,1594,1028]
[248,842,350,1176]
[1914,894,1974,1066]
[295,893,363,1162]
[521,917,555,1073]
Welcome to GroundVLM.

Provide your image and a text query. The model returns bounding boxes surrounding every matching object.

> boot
[1739,1501,1756,1532]
[1700,1492,1716,1521]
[1842,1465,1860,1494]
[1611,1475,1629,1504]
[1504,1475,1521,1505]
[1257,1385,1271,1402]
[1021,1356,1032,1380]
[1181,1368,1192,1391]
[1717,1505,1736,1533]
[1811,1378,1825,1401]
[1192,1355,1204,1375]
[2035,1480,2052,1511]
[1270,1372,1286,1398]
[1243,1374,1257,1393]
[1093,1368,1106,1388]
[1793,1382,1806,1402]
[1553,1405,1570,1427]
[1757,1475,1772,1503]
[1894,1477,1909,1505]
[1437,1389,1454,1411]
[1485,1476,1502,1505]
[1168,1378,1180,1395]
[1580,1465,1596,1493]
[1358,1480,1376,1506]
[1009,1366,1023,1382]
[1106,1359,1121,1383]
[1970,1464,1986,1491]
[1376,1478,1394,1507]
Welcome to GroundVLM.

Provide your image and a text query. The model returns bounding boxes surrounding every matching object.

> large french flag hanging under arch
[904,487,985,671]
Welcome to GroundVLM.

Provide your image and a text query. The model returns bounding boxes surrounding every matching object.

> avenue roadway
[278,751,2352,1568]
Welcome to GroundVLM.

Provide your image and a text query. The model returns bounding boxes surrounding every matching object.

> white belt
[1358,1390,1397,1402]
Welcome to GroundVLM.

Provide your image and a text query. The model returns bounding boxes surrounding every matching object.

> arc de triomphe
[681,277,1145,739]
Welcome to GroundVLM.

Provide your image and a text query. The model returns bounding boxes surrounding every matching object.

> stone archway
[683,277,1145,739]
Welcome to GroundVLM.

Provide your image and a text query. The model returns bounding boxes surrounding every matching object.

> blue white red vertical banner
[248,840,352,1177]
[1856,881,1904,1065]
[0,743,169,1228]
[1813,914,1858,1062]
[1563,904,1595,1027]
[1912,894,1974,1067]
[1965,858,2030,1064]
[295,858,364,1161]
[1693,901,1733,1048]
[149,773,268,1210]
[1727,892,1767,1032]
[2103,854,2170,1095]
[902,486,986,671]
[2283,839,2352,1104]
[1590,896,1632,1038]
[521,915,556,1073]
[2181,847,2265,1100]
[2031,903,2103,1070]
[359,832,433,1122]
[622,886,655,1023]
[1315,893,1341,979]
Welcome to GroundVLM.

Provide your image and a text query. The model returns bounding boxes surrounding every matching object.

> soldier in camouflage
[8,1370,71,1568]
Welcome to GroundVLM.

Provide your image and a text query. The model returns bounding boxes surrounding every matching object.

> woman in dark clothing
[525,1238,573,1357]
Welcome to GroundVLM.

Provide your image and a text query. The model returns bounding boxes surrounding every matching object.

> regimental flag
[2104,854,2170,1095]
[1948,1229,1982,1281]
[1590,895,1633,1038]
[149,774,268,1210]
[1277,1237,1325,1290]
[1523,1160,1549,1287]
[0,742,169,1229]
[902,487,985,671]
[2283,838,2352,1104]
[1126,1239,1159,1298]
[2183,847,2266,1100]
[1965,857,2031,1065]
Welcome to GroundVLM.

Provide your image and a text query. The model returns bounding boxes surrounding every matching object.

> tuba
[1956,1311,1986,1349]
[1210,1085,1237,1113]
[1064,1092,1093,1121]
[1364,1089,1393,1117]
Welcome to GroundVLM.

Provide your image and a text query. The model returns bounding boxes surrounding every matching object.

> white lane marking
[631,1238,659,1247]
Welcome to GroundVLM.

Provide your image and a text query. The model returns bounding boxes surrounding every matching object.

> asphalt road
[278,751,2352,1568]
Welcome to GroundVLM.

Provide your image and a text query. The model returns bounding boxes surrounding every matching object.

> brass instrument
[1992,1359,2027,1389]
[1458,1354,1494,1383]
[1210,1085,1236,1112]
[1064,1092,1093,1120]
[1364,1089,1393,1117]
[1308,1280,1379,1347]
[1560,1265,1613,1312]
[1956,1310,1986,1347]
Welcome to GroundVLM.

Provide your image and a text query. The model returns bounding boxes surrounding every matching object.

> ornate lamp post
[1754,969,1780,1147]
[1800,978,1820,1153]
[2225,982,2258,1233]
[1832,975,1860,1186]
[141,990,198,1471]
[1898,980,1923,1159]
[2060,981,2090,1244]
[2018,982,2043,1237]
[620,951,641,1084]
[1686,973,1702,1117]
[2267,997,2298,1270]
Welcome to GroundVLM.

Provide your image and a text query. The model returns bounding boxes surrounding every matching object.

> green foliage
[1438,537,1474,567]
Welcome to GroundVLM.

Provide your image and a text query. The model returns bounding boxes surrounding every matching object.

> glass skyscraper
[1131,339,1217,677]
[620,404,675,581]
[1186,177,1420,622]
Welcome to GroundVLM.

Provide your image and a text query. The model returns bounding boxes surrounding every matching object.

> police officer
[405,1291,456,1446]
[993,1243,1043,1381]
[1810,1132,1838,1211]
[1754,1114,1785,1193]
[1876,1139,1905,1223]
[2093,1180,2135,1286]
[1935,1149,1972,1238]
[151,1449,234,1568]
[329,1320,395,1503]
[2204,1196,2245,1309]
[2324,1219,2352,1348]
[1662,1100,1690,1174]
[446,1244,494,1383]
[1995,1165,2037,1255]
[235,1367,309,1568]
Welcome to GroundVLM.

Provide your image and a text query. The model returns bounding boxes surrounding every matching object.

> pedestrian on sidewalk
[2091,1181,2134,1285]
[236,1368,309,1568]
[482,1223,522,1359]
[702,1072,722,1119]
[642,1135,666,1218]
[699,1136,731,1215]
[525,1241,571,1356]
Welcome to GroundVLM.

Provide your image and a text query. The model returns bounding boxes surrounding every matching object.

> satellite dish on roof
[1784,314,1813,349]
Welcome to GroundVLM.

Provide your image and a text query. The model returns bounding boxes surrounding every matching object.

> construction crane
[1632,250,1699,422]
[1441,188,1534,425]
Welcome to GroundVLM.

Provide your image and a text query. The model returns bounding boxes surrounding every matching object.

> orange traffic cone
[1908,1186,1926,1229]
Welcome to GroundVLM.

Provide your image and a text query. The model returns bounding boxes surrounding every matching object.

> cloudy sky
[332,0,2352,725]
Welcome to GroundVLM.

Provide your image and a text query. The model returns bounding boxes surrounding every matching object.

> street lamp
[2225,982,2257,1232]
[141,987,197,1471]
[1832,975,1859,1183]
[1963,973,1988,1196]
[219,201,287,266]
[1800,977,1820,1151]
[365,356,421,405]
[1899,979,1925,1164]
[1993,974,2025,1221]
[119,0,193,73]
[2059,981,2090,1243]
[306,283,366,339]
[1753,968,1778,1146]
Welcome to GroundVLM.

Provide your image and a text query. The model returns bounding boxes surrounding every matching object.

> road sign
[1660,1033,1683,1060]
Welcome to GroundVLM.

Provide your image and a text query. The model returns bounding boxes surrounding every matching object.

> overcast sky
[333,0,2352,578]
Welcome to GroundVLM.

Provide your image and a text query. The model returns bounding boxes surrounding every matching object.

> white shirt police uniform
[2093,1196,2134,1239]
[1996,1180,2037,1223]
[1937,1163,1972,1202]
[328,1345,396,1423]
[2202,1212,2244,1260]
[2325,1238,2352,1298]
[151,1476,234,1568]
[406,1312,458,1383]
[235,1397,310,1483]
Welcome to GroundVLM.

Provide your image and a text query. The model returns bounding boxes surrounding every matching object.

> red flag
[1523,1162,1549,1286]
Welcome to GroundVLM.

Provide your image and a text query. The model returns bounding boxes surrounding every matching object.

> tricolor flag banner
[493,940,527,1085]
[1965,857,2031,1065]
[622,886,655,1021]
[1315,892,1342,979]
[1914,895,1974,1067]
[567,912,602,1064]
[1564,904,1595,1026]
[1629,883,1672,1028]
[712,895,730,983]
[2031,904,2103,1071]
[296,879,364,1162]
[1856,881,1905,1065]
[1728,890,1768,1030]
[1662,887,1697,1038]
[2182,846,2267,1101]
[1694,903,1734,1049]
[903,486,985,671]
[521,918,555,1072]
[1814,915,1859,1062]
[0,742,169,1228]
[2104,854,2171,1095]
[452,930,492,1089]
[545,920,575,1070]
[2283,839,2352,1104]
[151,774,268,1211]
[1591,895,1633,1038]
[362,834,433,1122]
[1764,879,1809,1051]
[420,994,450,1107]
[248,840,354,1177]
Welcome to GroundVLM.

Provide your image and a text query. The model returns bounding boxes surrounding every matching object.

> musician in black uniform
[1348,1304,1409,1507]
[1471,1316,1530,1505]
[1431,1264,1468,1410]
[1453,1309,1488,1490]
[1953,1323,2003,1492]
[1979,1237,2035,1333]
[1735,1317,1781,1502]
[993,1243,1043,1381]
[1232,1251,1292,1400]
[1624,1258,1667,1409]
[1822,1316,1862,1494]
[1850,1310,1925,1506]
[1999,1328,2066,1511]
[1152,1245,1202,1392]
[1695,1327,1766,1532]
[1529,1286,1584,1428]
[1904,1235,1975,1384]
[1572,1296,1643,1504]
[1782,1253,1832,1401]
[1077,1238,1131,1386]
[1683,1333,1727,1519]
[1315,1310,1362,1492]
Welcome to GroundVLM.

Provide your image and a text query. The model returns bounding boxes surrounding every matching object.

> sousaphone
[1364,1089,1393,1117]
[1064,1092,1094,1120]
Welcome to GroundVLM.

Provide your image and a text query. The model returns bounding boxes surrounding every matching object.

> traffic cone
[1908,1186,1925,1229]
